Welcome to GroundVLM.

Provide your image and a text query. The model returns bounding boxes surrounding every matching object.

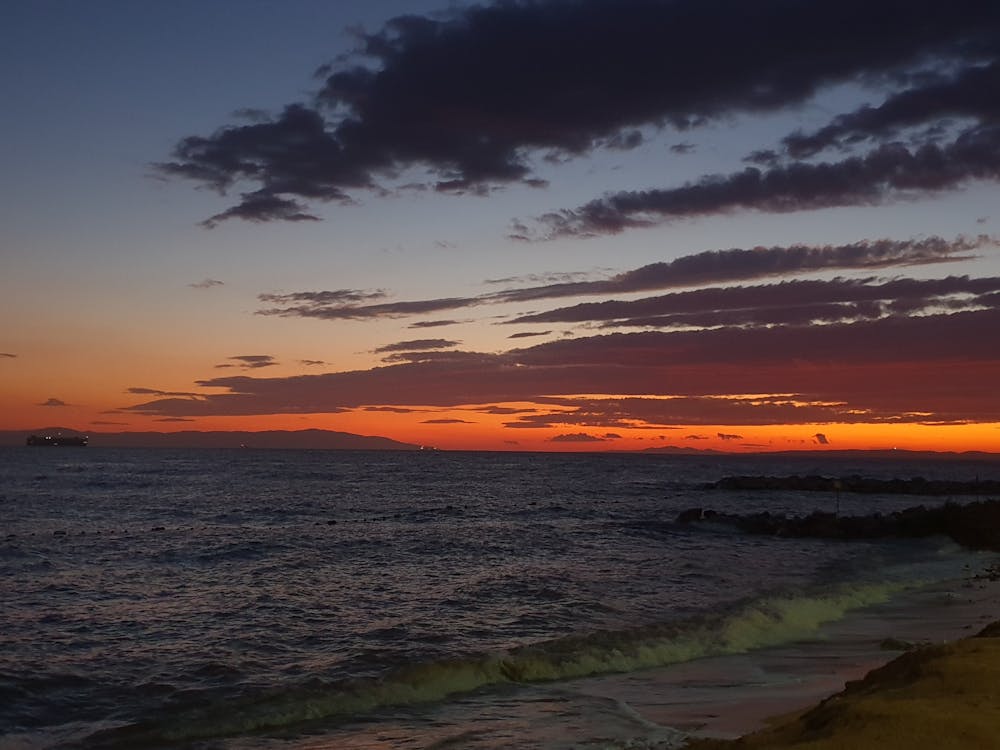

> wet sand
[686,620,1000,749]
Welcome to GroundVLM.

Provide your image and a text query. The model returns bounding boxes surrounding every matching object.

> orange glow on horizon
[3,391,997,455]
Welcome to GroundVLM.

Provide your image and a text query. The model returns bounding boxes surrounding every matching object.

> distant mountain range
[2,427,421,450]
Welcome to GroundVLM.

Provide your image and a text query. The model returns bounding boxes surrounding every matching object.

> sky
[3,0,1000,453]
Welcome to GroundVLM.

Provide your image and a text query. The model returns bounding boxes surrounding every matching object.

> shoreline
[498,563,1000,749]
[683,585,1000,749]
[685,622,1000,749]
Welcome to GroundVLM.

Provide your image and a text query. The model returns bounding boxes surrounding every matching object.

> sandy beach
[676,504,1000,750]
[686,619,1000,749]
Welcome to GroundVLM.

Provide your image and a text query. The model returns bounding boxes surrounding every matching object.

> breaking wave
[83,579,906,747]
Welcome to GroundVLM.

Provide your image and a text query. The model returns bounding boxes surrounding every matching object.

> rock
[705,474,1000,496]
[679,499,1000,551]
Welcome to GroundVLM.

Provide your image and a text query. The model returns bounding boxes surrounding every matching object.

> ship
[26,434,88,447]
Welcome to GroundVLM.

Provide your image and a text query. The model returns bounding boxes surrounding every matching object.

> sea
[2,447,1000,750]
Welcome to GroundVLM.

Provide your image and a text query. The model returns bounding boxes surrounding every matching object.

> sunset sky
[3,0,1000,452]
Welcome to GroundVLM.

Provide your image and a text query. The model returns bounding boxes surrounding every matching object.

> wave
[81,579,908,747]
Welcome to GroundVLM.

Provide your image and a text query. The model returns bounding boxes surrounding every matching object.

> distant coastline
[25,433,88,447]
[1,428,997,457]
[0,427,420,451]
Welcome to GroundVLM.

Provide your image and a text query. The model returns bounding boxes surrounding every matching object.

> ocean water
[2,447,998,749]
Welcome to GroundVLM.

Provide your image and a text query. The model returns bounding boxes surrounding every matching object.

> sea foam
[84,579,907,746]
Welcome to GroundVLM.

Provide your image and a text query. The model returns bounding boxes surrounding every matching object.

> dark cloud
[813,433,830,444]
[125,391,353,417]
[127,387,201,397]
[502,397,678,430]
[497,236,987,306]
[782,61,1000,159]
[260,236,986,323]
[223,355,279,369]
[408,319,463,329]
[514,9,1000,239]
[300,359,327,366]
[511,309,1000,370]
[160,0,1000,224]
[378,349,491,365]
[670,143,695,155]
[550,433,608,443]
[189,278,224,289]
[507,331,552,339]
[155,417,196,423]
[201,190,321,229]
[363,406,419,413]
[161,103,359,226]
[500,394,894,429]
[258,293,476,321]
[744,149,780,167]
[472,405,539,415]
[122,307,1000,426]
[373,339,460,353]
[717,432,743,441]
[535,129,1000,237]
[420,418,475,424]
[259,289,387,305]
[510,274,1000,328]
[1,352,17,358]
[484,270,601,286]
[38,398,70,407]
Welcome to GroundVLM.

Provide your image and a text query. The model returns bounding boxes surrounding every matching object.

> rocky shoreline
[679,479,1000,551]
[706,474,1000,496]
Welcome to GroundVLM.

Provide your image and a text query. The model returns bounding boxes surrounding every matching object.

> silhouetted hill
[2,428,420,450]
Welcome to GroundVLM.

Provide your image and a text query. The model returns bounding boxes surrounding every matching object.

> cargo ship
[26,434,88,446]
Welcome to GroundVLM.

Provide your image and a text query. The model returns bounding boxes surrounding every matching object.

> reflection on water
[2,448,997,748]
